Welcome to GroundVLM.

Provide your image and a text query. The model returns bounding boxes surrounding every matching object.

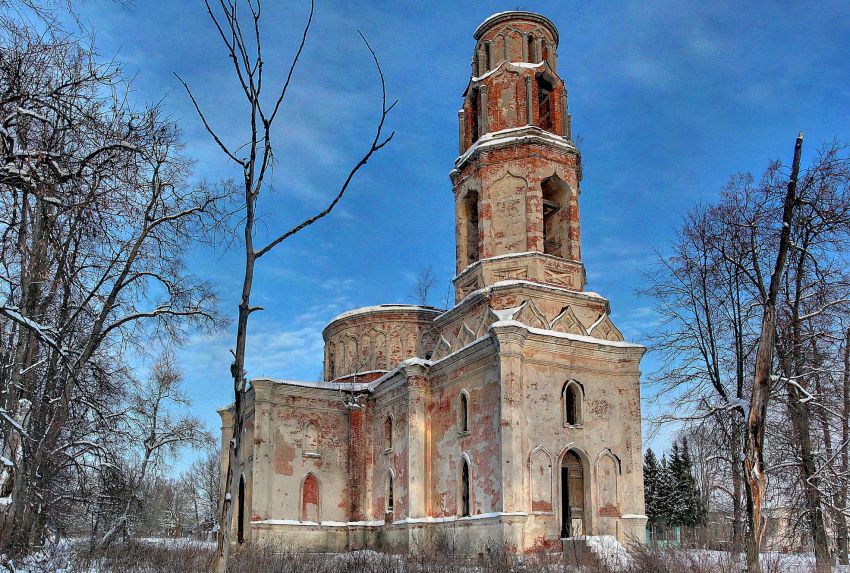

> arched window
[301,473,320,523]
[537,76,553,131]
[384,415,393,451]
[541,175,568,257]
[470,90,480,142]
[304,422,320,457]
[563,381,583,427]
[527,34,535,62]
[386,471,395,519]
[460,457,471,517]
[458,391,470,433]
[461,190,479,265]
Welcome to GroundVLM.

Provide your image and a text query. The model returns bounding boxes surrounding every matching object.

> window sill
[563,424,583,430]
[384,448,393,455]
[457,430,471,438]
[303,452,321,459]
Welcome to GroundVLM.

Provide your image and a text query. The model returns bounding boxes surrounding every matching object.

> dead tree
[176,2,395,570]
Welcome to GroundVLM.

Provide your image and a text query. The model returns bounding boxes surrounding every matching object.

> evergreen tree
[667,441,687,526]
[657,453,675,525]
[644,448,662,525]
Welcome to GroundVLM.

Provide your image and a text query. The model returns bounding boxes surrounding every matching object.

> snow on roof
[455,125,576,167]
[470,61,546,83]
[456,277,607,304]
[327,304,443,325]
[252,378,371,392]
[489,320,645,350]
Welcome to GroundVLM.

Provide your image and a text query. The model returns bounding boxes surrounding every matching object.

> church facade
[218,11,647,553]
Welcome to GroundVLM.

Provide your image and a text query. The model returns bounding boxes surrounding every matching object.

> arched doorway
[560,451,585,538]
[237,475,245,544]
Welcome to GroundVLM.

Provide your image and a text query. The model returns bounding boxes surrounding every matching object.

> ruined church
[219,11,647,553]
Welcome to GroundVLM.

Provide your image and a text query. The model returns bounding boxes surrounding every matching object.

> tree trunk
[214,190,256,573]
[786,383,831,572]
[743,132,803,573]
[837,328,850,565]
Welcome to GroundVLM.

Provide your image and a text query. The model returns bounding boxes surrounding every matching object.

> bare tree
[645,135,850,572]
[0,10,222,556]
[410,265,438,306]
[182,446,221,538]
[95,353,206,550]
[176,1,395,570]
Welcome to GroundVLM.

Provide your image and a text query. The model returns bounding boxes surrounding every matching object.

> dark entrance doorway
[237,475,245,544]
[560,451,584,538]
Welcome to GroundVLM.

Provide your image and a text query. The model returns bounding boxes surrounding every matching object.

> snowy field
[5,538,848,573]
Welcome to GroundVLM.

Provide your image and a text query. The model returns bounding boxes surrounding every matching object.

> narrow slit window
[460,458,471,517]
[460,392,469,433]
[386,473,395,517]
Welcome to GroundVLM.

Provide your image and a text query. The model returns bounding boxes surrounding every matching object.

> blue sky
[72,0,850,459]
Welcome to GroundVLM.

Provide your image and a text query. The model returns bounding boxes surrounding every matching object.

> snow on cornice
[326,304,443,326]
[454,125,577,169]
[489,320,645,350]
[470,60,545,83]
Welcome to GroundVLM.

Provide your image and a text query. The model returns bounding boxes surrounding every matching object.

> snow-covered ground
[4,538,850,573]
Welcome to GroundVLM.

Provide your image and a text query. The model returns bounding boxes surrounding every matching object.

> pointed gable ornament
[588,313,624,342]
[550,305,587,335]
[513,299,550,330]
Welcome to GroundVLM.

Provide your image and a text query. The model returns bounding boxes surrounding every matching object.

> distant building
[219,11,647,553]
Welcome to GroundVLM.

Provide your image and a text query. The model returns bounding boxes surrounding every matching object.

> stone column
[217,407,234,500]
[406,365,430,519]
[520,32,528,62]
[486,41,494,70]
[492,324,528,513]
[458,110,466,154]
[476,46,487,77]
[561,91,571,140]
[525,76,534,126]
[479,85,489,134]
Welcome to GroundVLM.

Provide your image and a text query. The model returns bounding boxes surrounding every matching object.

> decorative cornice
[473,11,559,45]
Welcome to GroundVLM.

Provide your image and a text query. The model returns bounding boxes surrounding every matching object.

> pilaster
[249,381,274,521]
[405,364,430,519]
[491,323,528,513]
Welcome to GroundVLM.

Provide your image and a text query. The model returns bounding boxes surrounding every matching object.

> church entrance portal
[560,451,585,538]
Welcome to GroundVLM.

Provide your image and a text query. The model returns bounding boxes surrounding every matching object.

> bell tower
[451,11,584,302]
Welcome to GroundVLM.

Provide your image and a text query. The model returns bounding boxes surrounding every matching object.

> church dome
[322,305,442,381]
